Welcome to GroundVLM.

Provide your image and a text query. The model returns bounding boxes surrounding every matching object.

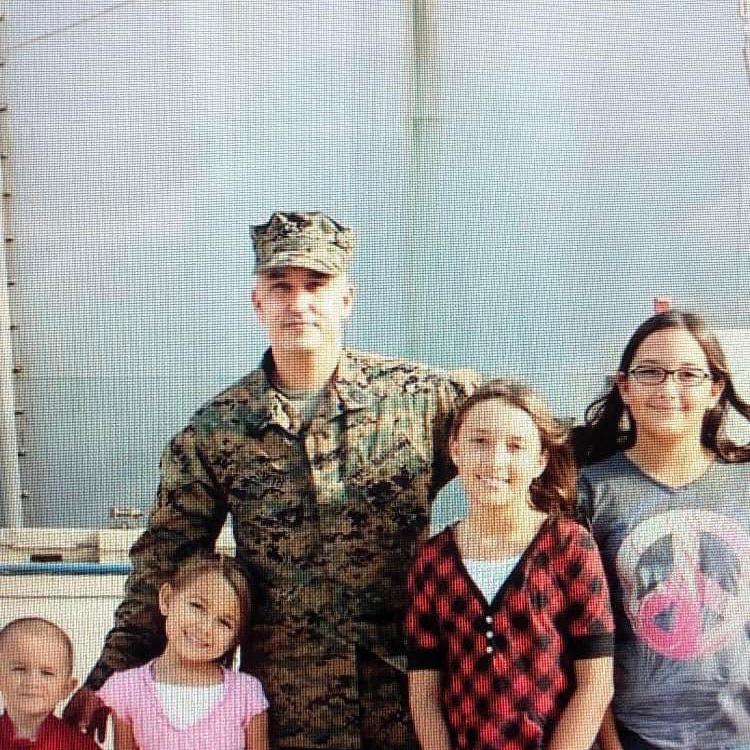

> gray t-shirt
[578,453,750,750]
[273,385,327,428]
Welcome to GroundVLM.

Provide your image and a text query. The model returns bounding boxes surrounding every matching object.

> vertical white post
[741,0,750,84]
[0,11,23,527]
[0,162,22,528]
[405,0,441,360]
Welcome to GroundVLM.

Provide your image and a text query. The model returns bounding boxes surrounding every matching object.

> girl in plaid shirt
[406,379,614,750]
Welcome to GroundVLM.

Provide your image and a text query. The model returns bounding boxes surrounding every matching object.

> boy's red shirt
[0,712,99,750]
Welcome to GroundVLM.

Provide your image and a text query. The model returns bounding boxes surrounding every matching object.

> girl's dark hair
[166,550,252,668]
[450,378,578,513]
[573,310,750,465]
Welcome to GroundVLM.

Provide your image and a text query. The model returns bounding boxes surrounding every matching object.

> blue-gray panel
[2,1,749,526]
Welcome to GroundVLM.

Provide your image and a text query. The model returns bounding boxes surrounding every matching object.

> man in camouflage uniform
[66,211,475,750]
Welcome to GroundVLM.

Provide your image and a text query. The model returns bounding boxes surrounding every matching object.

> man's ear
[341,282,356,321]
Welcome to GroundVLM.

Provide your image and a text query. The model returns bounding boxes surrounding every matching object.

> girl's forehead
[461,398,538,435]
[633,328,708,364]
[180,570,239,602]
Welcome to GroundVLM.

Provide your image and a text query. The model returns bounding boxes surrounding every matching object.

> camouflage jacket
[87,348,475,748]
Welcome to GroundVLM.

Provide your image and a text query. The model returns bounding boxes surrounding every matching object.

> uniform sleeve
[85,424,229,689]
[431,370,480,491]
[405,543,444,670]
[562,524,614,660]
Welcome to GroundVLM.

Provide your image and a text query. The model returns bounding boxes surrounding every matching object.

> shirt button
[486,630,493,638]
[486,646,493,654]
[485,615,493,623]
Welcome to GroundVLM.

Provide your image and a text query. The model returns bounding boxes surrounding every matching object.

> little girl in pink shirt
[98,551,268,750]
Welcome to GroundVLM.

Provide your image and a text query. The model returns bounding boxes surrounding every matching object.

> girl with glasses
[574,310,750,750]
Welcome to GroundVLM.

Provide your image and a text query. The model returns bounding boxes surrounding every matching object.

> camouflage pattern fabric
[252,211,355,275]
[87,348,476,750]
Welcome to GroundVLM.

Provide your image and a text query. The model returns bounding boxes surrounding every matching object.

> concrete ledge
[0,523,237,563]
[0,528,98,562]
[0,572,128,597]
[96,528,144,562]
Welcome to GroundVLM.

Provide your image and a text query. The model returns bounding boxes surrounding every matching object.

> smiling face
[0,626,76,730]
[159,570,242,666]
[251,266,354,356]
[450,398,547,511]
[617,327,724,445]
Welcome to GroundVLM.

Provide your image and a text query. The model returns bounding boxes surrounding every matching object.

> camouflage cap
[252,211,355,275]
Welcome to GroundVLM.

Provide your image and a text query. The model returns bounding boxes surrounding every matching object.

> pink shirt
[98,662,268,750]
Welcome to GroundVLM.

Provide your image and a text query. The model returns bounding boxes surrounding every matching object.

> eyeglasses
[627,366,713,387]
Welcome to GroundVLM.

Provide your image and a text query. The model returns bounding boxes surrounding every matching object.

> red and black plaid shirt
[406,515,613,750]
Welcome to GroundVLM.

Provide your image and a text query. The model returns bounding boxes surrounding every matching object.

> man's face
[251,266,354,355]
[0,630,76,726]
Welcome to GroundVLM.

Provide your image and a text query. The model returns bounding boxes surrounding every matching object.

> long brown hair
[450,379,578,513]
[573,310,750,465]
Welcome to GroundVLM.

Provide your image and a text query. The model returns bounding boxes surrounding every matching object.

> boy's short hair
[0,617,74,675]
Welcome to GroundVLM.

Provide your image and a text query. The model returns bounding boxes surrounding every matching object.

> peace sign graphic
[616,510,750,660]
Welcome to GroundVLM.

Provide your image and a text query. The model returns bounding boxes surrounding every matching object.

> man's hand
[62,687,110,743]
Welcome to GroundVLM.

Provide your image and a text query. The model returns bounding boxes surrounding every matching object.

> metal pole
[0,10,24,528]
[741,0,750,85]
[405,0,441,360]
[0,167,22,527]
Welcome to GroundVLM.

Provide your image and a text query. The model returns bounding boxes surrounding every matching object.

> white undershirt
[155,680,226,728]
[463,555,521,603]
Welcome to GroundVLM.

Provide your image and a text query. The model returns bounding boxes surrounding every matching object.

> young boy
[0,617,99,749]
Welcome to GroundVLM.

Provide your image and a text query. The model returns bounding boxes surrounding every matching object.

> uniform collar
[243,348,375,432]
